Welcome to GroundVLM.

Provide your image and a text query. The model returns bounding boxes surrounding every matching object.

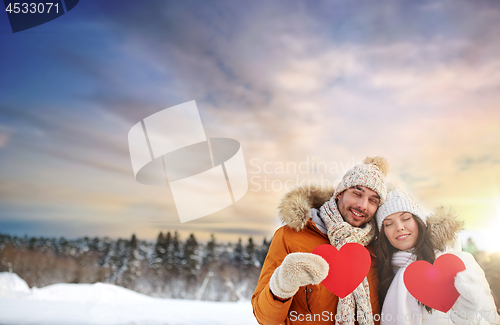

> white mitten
[269,252,329,299]
[451,266,488,325]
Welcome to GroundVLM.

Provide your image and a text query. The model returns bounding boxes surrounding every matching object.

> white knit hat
[334,156,390,205]
[375,188,426,231]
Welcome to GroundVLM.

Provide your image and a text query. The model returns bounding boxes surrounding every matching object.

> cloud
[1,0,500,242]
[0,125,12,148]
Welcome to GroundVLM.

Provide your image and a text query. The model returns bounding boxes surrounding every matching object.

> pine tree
[168,231,181,277]
[162,232,172,269]
[464,237,479,255]
[88,237,99,251]
[256,238,271,267]
[108,238,128,284]
[182,233,200,281]
[203,234,217,267]
[233,238,244,265]
[98,238,112,267]
[152,232,165,268]
[122,234,140,289]
[28,237,38,251]
[244,237,256,267]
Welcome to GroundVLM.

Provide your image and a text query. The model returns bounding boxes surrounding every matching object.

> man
[251,157,389,325]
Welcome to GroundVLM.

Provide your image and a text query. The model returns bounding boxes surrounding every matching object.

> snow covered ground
[0,272,259,325]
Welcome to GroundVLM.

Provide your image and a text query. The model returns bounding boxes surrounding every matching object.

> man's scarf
[319,196,376,325]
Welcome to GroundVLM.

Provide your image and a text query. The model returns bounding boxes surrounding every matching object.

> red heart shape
[312,243,371,298]
[404,254,466,312]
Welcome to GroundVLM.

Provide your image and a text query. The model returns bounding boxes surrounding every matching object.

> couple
[251,157,499,325]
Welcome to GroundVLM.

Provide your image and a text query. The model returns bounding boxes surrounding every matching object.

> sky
[0,0,500,249]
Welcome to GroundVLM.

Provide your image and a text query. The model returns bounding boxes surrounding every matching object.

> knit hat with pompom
[334,156,390,205]
[375,186,426,231]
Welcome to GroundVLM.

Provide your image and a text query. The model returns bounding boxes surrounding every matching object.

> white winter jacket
[381,241,499,325]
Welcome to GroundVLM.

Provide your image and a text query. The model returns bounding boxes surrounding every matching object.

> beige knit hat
[375,187,426,231]
[334,156,390,205]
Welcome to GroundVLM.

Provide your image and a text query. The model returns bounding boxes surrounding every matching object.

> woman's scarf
[319,196,376,325]
[381,251,421,324]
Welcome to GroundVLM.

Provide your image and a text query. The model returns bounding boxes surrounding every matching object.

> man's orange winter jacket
[251,187,381,325]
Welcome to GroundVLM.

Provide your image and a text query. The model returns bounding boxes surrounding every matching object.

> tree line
[0,232,271,301]
[2,232,499,309]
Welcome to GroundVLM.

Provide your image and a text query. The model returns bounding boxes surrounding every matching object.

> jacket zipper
[305,286,312,314]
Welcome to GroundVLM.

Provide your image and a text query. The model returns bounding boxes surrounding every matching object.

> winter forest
[2,232,500,312]
[0,232,270,301]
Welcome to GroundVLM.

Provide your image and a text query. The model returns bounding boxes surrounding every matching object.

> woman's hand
[450,253,491,325]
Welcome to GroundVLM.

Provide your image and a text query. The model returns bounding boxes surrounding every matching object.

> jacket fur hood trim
[278,186,335,232]
[426,206,464,251]
[278,187,465,250]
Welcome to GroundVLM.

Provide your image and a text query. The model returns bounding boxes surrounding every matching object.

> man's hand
[269,252,329,300]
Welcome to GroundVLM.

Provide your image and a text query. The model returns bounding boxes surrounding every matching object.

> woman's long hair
[374,215,436,313]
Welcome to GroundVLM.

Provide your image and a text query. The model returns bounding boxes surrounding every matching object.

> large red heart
[404,253,466,312]
[312,243,371,298]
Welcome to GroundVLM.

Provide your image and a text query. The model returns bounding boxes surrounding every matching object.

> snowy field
[0,272,259,325]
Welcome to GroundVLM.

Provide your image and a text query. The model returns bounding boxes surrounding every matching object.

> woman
[374,187,499,324]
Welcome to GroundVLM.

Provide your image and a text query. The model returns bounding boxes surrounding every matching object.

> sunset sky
[1,0,499,250]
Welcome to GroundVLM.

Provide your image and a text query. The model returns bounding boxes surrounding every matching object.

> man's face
[337,186,380,227]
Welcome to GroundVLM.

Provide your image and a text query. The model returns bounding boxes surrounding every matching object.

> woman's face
[383,212,419,251]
